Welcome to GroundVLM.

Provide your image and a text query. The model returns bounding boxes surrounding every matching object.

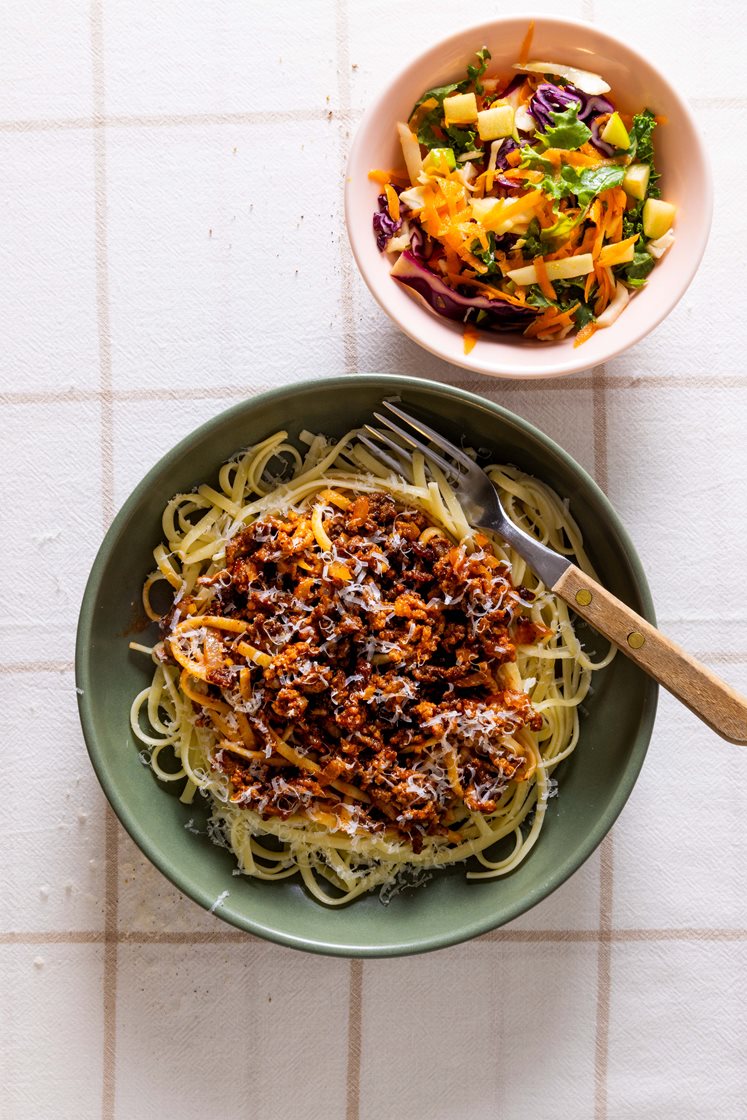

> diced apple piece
[422,147,456,173]
[643,198,676,240]
[443,92,478,125]
[623,163,650,201]
[477,104,514,141]
[507,253,595,286]
[601,111,630,150]
[397,121,423,186]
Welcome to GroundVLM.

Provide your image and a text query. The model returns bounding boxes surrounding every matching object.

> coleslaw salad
[369,32,676,352]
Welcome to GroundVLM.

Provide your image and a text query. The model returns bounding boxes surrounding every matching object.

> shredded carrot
[492,188,543,223]
[655,114,669,126]
[385,183,400,222]
[503,168,543,183]
[597,233,638,268]
[533,256,557,302]
[577,226,597,256]
[591,200,606,260]
[593,265,612,316]
[584,270,596,302]
[518,78,534,106]
[574,321,598,347]
[463,325,480,355]
[444,246,461,274]
[368,169,391,185]
[524,303,578,339]
[598,187,626,245]
[518,18,535,65]
[544,147,607,169]
[445,273,528,306]
[544,225,583,261]
[473,227,489,252]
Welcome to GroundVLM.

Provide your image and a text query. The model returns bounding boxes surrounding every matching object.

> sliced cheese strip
[512,60,610,95]
[507,253,595,286]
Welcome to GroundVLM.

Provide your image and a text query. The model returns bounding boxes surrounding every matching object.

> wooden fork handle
[553,564,747,744]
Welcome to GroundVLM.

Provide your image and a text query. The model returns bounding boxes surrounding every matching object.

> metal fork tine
[372,411,459,481]
[382,400,477,473]
[357,433,414,482]
[363,424,415,466]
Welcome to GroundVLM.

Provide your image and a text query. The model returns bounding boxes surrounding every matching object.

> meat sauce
[163,492,548,849]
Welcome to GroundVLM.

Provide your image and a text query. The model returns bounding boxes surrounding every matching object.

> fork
[359,400,747,745]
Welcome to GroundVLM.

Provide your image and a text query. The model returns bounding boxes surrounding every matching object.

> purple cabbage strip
[495,73,525,99]
[408,224,428,260]
[494,136,519,170]
[373,192,402,251]
[392,251,537,334]
[528,82,615,155]
[589,117,615,157]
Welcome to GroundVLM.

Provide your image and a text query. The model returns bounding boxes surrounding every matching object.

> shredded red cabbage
[496,74,525,99]
[529,82,615,155]
[373,193,402,250]
[588,117,615,158]
[495,137,519,170]
[408,224,429,260]
[392,251,537,333]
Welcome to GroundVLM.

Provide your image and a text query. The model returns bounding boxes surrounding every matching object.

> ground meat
[164,491,549,845]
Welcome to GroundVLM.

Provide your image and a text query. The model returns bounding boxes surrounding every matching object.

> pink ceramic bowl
[345,15,712,379]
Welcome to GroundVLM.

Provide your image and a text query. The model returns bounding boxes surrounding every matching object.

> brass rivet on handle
[627,631,645,649]
[575,589,592,606]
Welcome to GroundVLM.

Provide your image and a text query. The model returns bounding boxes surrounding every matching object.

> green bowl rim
[76,373,658,956]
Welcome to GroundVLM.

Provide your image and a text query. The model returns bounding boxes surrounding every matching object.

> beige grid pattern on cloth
[1,1,746,1118]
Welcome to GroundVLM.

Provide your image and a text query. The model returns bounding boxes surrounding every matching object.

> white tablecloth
[2,2,746,1118]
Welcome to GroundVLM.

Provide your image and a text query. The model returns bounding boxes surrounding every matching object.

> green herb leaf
[622,200,645,240]
[526,282,596,329]
[616,249,655,287]
[411,82,464,118]
[469,230,502,276]
[519,146,556,174]
[466,47,492,95]
[539,102,592,151]
[520,218,544,259]
[561,165,624,206]
[520,149,626,206]
[627,110,661,198]
[554,276,591,299]
[541,211,583,242]
[526,286,555,309]
[444,123,478,157]
[572,302,596,329]
[416,112,444,149]
[628,110,656,163]
[410,48,493,123]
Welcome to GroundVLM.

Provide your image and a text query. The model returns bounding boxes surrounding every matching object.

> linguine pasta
[130,427,613,905]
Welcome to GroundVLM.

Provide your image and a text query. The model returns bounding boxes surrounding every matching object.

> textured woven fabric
[1,2,745,1118]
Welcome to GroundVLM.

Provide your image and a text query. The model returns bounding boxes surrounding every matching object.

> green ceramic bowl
[76,375,657,956]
